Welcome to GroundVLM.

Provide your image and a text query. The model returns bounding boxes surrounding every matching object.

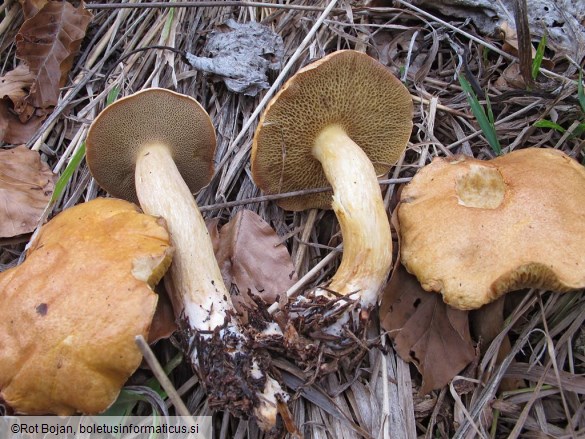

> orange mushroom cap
[0,198,172,414]
[398,148,585,310]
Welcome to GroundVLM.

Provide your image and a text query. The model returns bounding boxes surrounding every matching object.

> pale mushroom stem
[134,143,282,430]
[312,125,393,308]
[135,143,229,329]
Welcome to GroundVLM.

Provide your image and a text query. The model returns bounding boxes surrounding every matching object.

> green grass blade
[578,69,585,114]
[459,75,502,155]
[531,33,546,80]
[485,93,495,125]
[106,85,121,106]
[534,119,566,133]
[50,88,120,204]
[162,8,175,40]
[50,142,86,203]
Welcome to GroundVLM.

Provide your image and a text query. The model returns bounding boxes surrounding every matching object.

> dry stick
[393,0,567,83]
[134,335,194,420]
[85,1,343,12]
[412,95,469,118]
[454,294,541,439]
[200,177,411,212]
[294,209,318,274]
[0,1,19,36]
[214,0,340,177]
[513,0,533,88]
[267,243,343,314]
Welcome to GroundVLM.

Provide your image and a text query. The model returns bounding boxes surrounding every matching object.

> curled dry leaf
[0,64,35,103]
[498,21,554,72]
[19,0,49,20]
[147,287,178,344]
[0,65,45,144]
[0,198,173,415]
[380,208,474,395]
[15,0,93,108]
[0,102,46,144]
[380,263,476,395]
[0,145,57,238]
[213,210,297,323]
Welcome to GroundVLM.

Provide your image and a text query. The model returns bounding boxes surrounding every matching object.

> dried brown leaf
[0,145,57,238]
[499,21,554,71]
[0,100,46,144]
[18,0,49,20]
[15,1,92,108]
[215,210,297,321]
[0,65,35,102]
[147,287,177,344]
[380,264,475,395]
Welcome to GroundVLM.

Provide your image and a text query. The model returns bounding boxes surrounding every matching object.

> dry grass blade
[1,0,585,437]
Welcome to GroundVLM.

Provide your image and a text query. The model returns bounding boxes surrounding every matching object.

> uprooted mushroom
[398,147,585,309]
[0,198,172,415]
[85,88,287,431]
[252,50,413,331]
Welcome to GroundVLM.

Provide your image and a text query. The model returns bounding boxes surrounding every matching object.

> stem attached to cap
[135,143,284,430]
[312,125,393,308]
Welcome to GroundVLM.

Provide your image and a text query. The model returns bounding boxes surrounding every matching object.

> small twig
[200,177,411,212]
[214,0,341,184]
[513,0,533,88]
[85,1,344,13]
[134,335,194,420]
[268,243,343,314]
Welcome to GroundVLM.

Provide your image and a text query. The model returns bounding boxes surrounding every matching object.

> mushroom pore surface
[86,88,216,205]
[252,50,413,211]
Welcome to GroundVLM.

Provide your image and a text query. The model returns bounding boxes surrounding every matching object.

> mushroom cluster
[252,50,413,323]
[0,198,172,415]
[85,88,286,431]
[398,148,585,310]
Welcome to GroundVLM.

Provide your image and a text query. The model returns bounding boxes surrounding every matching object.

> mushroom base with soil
[86,88,287,431]
[251,51,413,376]
[135,142,287,430]
[278,124,394,373]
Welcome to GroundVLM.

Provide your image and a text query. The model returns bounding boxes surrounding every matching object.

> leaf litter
[1,0,585,438]
[0,145,56,238]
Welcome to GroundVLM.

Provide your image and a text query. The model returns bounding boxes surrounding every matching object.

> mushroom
[0,198,172,414]
[398,148,585,310]
[85,88,286,431]
[252,50,413,313]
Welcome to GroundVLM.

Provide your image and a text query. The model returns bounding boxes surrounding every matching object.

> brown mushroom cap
[0,198,172,414]
[252,50,413,211]
[86,88,216,204]
[398,148,585,310]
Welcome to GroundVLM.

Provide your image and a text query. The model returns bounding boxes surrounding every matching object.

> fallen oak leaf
[214,209,297,324]
[0,100,46,144]
[0,65,35,102]
[15,0,92,108]
[147,286,178,344]
[380,263,475,395]
[18,0,49,20]
[0,145,57,237]
[0,65,37,125]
